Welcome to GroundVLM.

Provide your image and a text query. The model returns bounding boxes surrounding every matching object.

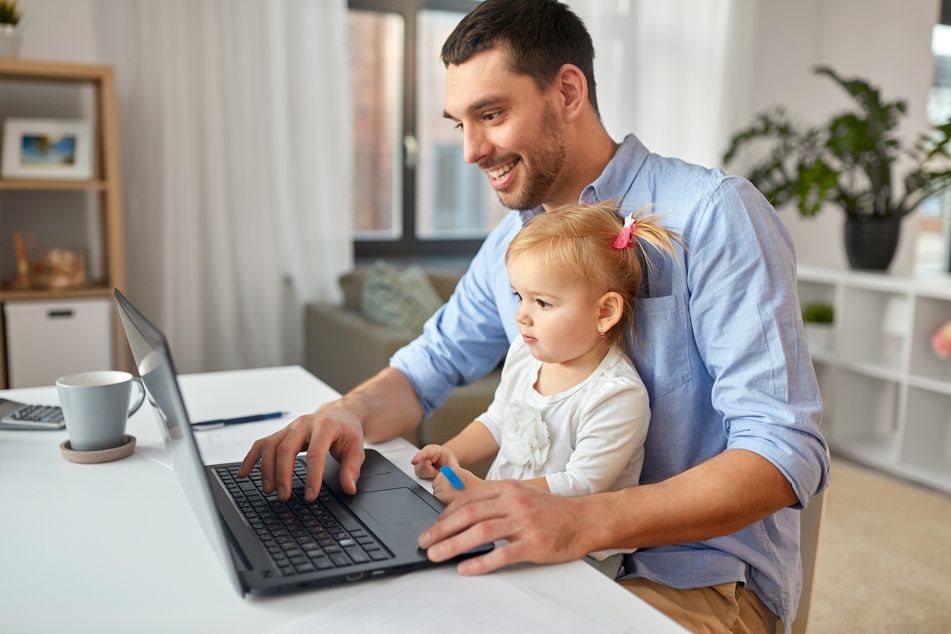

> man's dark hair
[441,0,598,115]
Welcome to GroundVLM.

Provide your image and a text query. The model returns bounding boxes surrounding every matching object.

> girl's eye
[536,299,551,309]
[512,291,522,301]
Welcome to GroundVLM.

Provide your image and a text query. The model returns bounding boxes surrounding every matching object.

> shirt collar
[580,133,648,205]
[519,133,649,226]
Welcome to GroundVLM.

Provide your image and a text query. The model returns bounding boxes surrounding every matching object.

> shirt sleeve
[389,215,518,417]
[545,376,650,497]
[686,177,830,509]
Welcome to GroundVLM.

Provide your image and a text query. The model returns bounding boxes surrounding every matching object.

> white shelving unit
[798,264,951,493]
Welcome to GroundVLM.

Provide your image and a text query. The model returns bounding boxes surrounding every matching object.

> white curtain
[569,0,755,168]
[92,0,353,373]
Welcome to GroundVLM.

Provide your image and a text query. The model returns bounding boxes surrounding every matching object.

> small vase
[843,217,901,271]
[804,323,833,355]
[0,23,21,58]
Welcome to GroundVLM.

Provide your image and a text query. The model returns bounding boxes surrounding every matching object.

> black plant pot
[843,218,901,271]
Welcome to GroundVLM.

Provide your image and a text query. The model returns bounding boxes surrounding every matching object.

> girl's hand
[432,467,485,504]
[411,444,460,479]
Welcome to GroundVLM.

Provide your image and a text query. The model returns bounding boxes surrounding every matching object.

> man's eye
[484,112,499,122]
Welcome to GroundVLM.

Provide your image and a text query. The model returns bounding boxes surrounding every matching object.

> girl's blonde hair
[505,201,685,349]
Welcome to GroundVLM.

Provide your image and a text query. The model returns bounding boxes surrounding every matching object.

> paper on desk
[133,413,298,469]
[267,567,631,634]
[192,415,297,465]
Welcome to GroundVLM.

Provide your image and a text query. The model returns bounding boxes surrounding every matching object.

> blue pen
[192,411,287,429]
[440,466,465,489]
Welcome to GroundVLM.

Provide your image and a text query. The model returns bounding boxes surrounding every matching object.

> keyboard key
[344,546,370,564]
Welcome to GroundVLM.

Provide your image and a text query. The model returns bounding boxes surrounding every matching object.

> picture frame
[1,118,94,180]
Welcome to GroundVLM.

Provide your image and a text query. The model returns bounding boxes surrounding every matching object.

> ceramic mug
[56,371,146,452]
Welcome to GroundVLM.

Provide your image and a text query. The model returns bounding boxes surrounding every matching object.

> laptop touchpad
[356,489,439,525]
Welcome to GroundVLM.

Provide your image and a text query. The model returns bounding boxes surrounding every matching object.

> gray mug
[56,371,146,452]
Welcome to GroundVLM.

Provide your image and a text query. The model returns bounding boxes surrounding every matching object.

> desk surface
[1,365,683,633]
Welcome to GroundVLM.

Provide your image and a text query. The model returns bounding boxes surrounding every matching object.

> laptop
[113,288,491,596]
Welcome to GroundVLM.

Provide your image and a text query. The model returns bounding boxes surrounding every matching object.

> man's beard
[482,103,567,210]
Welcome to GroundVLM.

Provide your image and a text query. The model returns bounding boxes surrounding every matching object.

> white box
[4,298,114,389]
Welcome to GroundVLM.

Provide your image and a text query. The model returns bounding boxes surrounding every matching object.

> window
[348,0,507,261]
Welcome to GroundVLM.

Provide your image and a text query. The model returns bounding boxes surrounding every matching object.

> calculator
[0,398,66,430]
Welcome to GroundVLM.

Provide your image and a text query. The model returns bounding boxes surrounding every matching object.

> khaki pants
[619,577,782,634]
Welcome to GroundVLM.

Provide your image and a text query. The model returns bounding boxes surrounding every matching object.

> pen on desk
[192,411,288,429]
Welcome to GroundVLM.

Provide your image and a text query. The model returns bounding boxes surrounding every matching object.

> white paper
[266,567,632,634]
[191,414,297,465]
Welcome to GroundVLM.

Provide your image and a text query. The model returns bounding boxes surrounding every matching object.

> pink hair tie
[612,213,637,249]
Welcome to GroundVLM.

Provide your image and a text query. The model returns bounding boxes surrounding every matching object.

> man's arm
[238,367,422,500]
[418,448,797,574]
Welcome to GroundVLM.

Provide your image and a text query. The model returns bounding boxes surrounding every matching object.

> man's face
[444,48,568,210]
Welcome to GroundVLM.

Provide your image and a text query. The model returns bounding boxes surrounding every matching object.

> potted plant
[0,0,22,58]
[724,66,951,271]
[802,301,834,354]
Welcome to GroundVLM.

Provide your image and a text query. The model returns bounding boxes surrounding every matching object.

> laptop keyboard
[216,462,393,576]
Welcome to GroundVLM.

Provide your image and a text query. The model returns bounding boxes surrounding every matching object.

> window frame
[349,0,486,261]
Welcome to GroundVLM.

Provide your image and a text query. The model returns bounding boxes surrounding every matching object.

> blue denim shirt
[391,134,830,629]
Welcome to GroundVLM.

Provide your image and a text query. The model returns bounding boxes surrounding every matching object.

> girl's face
[507,251,605,369]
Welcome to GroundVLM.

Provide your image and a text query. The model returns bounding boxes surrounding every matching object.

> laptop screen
[114,288,244,595]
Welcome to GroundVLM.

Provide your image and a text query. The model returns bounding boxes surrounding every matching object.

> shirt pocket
[633,293,692,398]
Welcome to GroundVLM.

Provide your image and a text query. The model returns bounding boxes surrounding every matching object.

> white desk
[1,365,683,633]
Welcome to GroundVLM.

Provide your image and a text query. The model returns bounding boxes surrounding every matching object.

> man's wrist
[572,491,628,555]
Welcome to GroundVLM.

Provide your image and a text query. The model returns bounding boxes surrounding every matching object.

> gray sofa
[304,267,501,476]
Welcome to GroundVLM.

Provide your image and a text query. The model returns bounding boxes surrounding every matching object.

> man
[240,1,829,631]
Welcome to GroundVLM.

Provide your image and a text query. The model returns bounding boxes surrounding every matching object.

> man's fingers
[237,439,264,478]
[419,485,505,550]
[334,440,365,496]
[457,541,521,575]
[274,423,312,500]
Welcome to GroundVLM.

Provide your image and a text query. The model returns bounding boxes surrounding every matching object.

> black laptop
[114,288,491,596]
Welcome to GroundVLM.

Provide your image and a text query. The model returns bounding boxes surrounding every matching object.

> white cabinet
[798,265,951,492]
[4,298,113,388]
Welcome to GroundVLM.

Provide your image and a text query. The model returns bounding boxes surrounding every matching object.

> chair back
[791,488,828,634]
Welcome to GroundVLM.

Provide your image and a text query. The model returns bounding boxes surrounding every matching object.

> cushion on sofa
[360,261,445,335]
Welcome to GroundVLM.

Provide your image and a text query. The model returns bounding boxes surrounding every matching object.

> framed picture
[1,118,94,180]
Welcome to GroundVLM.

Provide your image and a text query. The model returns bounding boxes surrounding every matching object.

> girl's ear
[598,292,623,334]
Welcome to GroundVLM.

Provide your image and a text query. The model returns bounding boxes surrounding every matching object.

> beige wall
[742,0,940,273]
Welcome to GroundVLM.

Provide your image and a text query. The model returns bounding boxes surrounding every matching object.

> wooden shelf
[0,286,114,302]
[0,179,108,191]
[0,58,127,388]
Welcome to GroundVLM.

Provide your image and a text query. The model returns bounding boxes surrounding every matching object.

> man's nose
[463,126,492,165]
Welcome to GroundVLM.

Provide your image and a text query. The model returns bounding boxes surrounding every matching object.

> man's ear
[553,63,588,122]
[598,292,623,334]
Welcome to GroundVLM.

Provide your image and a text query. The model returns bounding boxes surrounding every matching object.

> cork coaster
[60,435,136,464]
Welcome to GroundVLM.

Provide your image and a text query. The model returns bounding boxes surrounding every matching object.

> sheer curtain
[569,0,755,168]
[93,0,352,373]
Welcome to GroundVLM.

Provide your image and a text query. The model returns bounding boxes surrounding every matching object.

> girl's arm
[443,420,500,466]
[412,420,500,481]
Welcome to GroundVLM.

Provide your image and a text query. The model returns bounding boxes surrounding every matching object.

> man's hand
[238,398,366,501]
[417,480,593,575]
[238,367,424,503]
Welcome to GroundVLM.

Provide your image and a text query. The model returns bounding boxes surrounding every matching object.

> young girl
[412,201,684,512]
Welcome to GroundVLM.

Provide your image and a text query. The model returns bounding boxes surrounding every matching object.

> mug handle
[128,377,146,417]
